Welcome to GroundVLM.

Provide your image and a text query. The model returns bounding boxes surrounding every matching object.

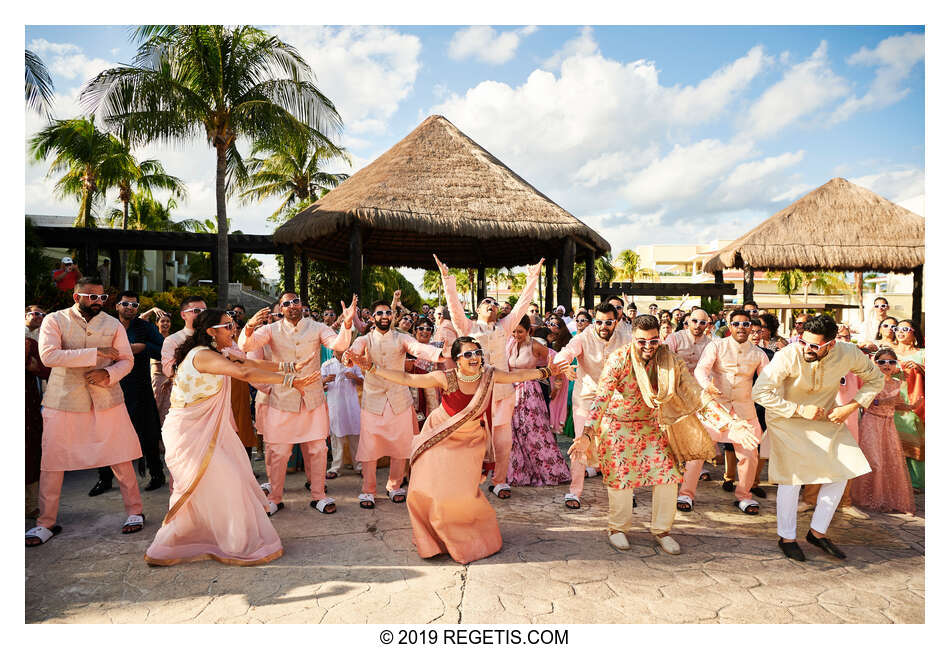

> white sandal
[585,467,599,478]
[122,513,145,534]
[676,495,694,512]
[358,493,375,509]
[260,482,271,495]
[490,483,512,499]
[311,497,336,514]
[564,493,581,509]
[267,501,284,516]
[735,498,760,515]
[25,525,61,546]
[387,487,407,503]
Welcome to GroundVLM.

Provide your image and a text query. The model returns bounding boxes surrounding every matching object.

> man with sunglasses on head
[26,305,46,341]
[344,299,446,509]
[435,254,544,500]
[788,313,811,344]
[568,315,758,554]
[238,291,357,516]
[89,292,167,497]
[27,278,146,547]
[554,302,632,509]
[160,295,208,378]
[681,310,770,515]
[665,307,715,484]
[752,314,883,562]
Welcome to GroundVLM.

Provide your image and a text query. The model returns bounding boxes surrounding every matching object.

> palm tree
[802,271,850,305]
[614,249,641,282]
[595,252,616,285]
[82,25,343,306]
[29,115,132,228]
[422,269,443,303]
[769,270,804,304]
[108,194,197,232]
[25,49,54,116]
[236,139,350,223]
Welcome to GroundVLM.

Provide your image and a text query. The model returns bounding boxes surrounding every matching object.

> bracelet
[280,361,297,374]
[282,373,295,388]
[537,366,552,380]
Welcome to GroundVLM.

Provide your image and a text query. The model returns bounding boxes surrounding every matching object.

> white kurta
[751,341,883,485]
[322,357,362,438]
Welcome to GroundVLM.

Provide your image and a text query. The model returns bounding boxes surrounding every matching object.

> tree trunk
[803,281,810,306]
[855,272,864,321]
[215,144,230,307]
[119,198,130,291]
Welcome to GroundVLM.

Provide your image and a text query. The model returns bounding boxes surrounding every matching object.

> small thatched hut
[274,115,610,309]
[702,177,925,322]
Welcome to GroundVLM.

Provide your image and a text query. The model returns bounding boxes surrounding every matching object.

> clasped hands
[798,401,860,424]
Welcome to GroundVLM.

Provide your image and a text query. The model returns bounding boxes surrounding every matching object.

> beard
[596,328,613,340]
[78,303,101,319]
[375,319,391,331]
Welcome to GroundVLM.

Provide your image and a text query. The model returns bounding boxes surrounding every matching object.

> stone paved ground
[25,448,924,624]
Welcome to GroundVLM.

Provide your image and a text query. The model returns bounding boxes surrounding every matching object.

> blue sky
[25,25,925,283]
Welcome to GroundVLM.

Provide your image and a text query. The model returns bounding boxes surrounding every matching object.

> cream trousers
[607,482,678,536]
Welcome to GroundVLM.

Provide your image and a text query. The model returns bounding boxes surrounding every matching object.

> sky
[24,25,925,287]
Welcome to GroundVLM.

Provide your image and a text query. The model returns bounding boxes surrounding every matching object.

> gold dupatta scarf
[628,345,717,463]
[410,367,495,466]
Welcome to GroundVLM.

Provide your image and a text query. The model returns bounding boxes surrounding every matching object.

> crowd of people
[24,265,925,567]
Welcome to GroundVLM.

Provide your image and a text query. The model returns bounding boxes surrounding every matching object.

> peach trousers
[38,461,142,529]
[265,440,325,504]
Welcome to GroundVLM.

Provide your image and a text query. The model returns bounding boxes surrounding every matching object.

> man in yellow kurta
[751,314,882,562]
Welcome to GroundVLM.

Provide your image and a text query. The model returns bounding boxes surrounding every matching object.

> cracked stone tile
[880,589,925,623]
[819,603,891,623]
[788,603,847,623]
[646,598,718,623]
[819,587,892,610]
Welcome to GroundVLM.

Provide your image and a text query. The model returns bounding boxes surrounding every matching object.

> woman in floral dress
[506,317,571,486]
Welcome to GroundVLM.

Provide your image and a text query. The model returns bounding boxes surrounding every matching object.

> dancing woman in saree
[144,309,321,567]
[347,336,572,564]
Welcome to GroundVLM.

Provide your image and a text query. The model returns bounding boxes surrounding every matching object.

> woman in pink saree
[144,309,320,567]
[347,336,572,565]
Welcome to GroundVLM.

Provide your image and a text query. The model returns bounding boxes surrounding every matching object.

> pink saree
[144,362,283,567]
[407,367,502,564]
[547,347,568,432]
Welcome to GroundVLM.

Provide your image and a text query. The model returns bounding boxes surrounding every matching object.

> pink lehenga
[547,347,569,433]
[850,376,916,515]
[144,346,283,566]
[407,367,502,564]
[506,342,570,487]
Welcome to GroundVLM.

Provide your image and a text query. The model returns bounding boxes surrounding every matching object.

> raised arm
[406,337,443,363]
[493,358,572,384]
[498,258,543,336]
[237,319,273,353]
[192,348,321,390]
[434,255,472,336]
[553,332,583,366]
[348,350,448,389]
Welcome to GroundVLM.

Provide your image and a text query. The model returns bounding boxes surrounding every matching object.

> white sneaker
[655,534,681,555]
[840,505,869,520]
[585,467,599,477]
[607,531,630,551]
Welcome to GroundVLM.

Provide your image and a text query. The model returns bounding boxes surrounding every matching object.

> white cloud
[272,26,421,137]
[543,26,598,71]
[831,32,924,123]
[851,167,925,207]
[711,150,806,208]
[570,146,659,189]
[621,139,757,211]
[743,41,850,137]
[27,39,80,56]
[668,45,773,123]
[27,39,114,84]
[448,26,536,65]
[770,183,811,204]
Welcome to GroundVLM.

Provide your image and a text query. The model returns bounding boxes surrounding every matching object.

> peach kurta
[349,328,442,461]
[238,318,351,444]
[38,306,142,471]
[664,329,711,374]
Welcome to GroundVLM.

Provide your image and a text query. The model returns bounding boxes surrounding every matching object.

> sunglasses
[797,338,834,352]
[323,311,335,317]
[794,321,807,327]
[211,322,234,331]
[182,307,206,314]
[594,319,616,326]
[634,338,661,347]
[730,321,752,328]
[876,359,899,366]
[374,310,393,317]
[880,323,895,330]
[895,326,914,333]
[280,298,302,308]
[480,299,499,307]
[76,293,108,302]
[747,309,759,314]
[874,304,889,309]
[690,319,708,326]
[225,310,236,317]
[415,326,433,332]
[576,318,590,324]
[459,349,484,359]
[529,309,539,313]
[118,301,140,309]
[27,311,45,317]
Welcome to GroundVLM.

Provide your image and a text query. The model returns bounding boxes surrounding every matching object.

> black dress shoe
[806,531,846,559]
[632,495,637,508]
[722,479,736,493]
[88,480,113,497]
[144,475,166,491]
[750,486,767,499]
[778,540,806,561]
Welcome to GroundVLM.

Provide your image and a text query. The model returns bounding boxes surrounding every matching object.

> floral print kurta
[587,347,682,489]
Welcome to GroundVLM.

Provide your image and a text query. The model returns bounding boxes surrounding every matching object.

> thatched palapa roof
[703,177,924,273]
[274,115,610,268]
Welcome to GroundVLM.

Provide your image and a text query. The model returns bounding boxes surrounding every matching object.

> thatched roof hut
[274,115,609,308]
[702,177,925,321]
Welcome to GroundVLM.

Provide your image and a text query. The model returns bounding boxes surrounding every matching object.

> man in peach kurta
[160,295,207,379]
[435,255,542,498]
[26,278,145,546]
[664,308,714,487]
[553,302,631,507]
[682,309,770,514]
[346,300,444,507]
[238,292,354,514]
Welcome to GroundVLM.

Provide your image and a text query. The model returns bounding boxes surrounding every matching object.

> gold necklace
[457,369,482,383]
